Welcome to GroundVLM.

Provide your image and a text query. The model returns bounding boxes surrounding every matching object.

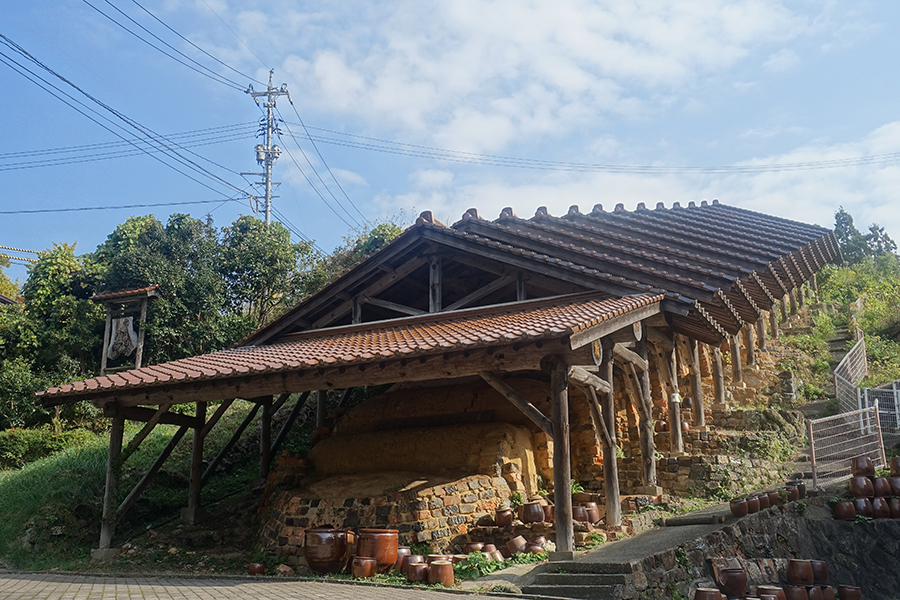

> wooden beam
[429,255,442,312]
[582,385,613,449]
[260,397,273,478]
[687,338,705,427]
[479,371,553,435]
[270,391,313,458]
[202,401,262,485]
[568,302,660,350]
[646,327,675,353]
[745,325,757,366]
[364,296,426,317]
[756,315,767,351]
[599,340,621,526]
[117,425,189,524]
[711,344,726,405]
[634,339,657,487]
[97,415,124,551]
[135,297,148,369]
[121,403,172,462]
[770,303,780,339]
[103,404,202,429]
[730,333,743,383]
[516,272,526,301]
[443,275,513,312]
[199,398,234,439]
[351,298,362,324]
[612,343,648,371]
[669,394,684,453]
[567,365,612,394]
[549,358,574,554]
[183,401,206,524]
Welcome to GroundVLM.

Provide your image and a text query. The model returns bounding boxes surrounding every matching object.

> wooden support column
[798,283,806,308]
[730,333,743,383]
[260,397,272,478]
[688,338,706,428]
[712,345,726,405]
[745,325,756,367]
[351,298,362,324]
[429,255,442,313]
[790,288,798,316]
[781,294,789,322]
[94,415,124,557]
[811,274,819,302]
[635,339,658,490]
[601,341,622,526]
[770,305,780,340]
[183,401,207,525]
[99,309,113,376]
[669,395,683,453]
[516,272,527,301]
[549,358,574,557]
[134,297,149,369]
[756,316,768,352]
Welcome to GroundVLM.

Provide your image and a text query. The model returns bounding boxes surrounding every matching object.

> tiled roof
[91,285,162,303]
[40,292,662,404]
[0,293,18,305]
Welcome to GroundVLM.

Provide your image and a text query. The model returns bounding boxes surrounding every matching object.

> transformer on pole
[244,70,289,226]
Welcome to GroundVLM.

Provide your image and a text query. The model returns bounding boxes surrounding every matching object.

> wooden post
[688,338,705,427]
[260,397,272,478]
[781,294,789,322]
[316,390,327,428]
[352,298,362,324]
[790,288,798,316]
[756,316,767,352]
[669,394,683,453]
[730,334,743,383]
[99,309,113,376]
[811,274,819,302]
[798,283,806,308]
[183,401,206,525]
[712,345,726,405]
[550,358,574,557]
[600,340,621,527]
[745,325,756,367]
[770,305,780,340]
[429,255,442,312]
[635,339,658,488]
[96,415,124,554]
[516,272,527,301]
[134,297,149,369]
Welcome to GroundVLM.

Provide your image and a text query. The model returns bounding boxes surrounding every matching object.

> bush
[0,428,100,470]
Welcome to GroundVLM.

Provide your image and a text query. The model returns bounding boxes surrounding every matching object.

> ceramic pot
[407,562,429,583]
[768,490,781,506]
[833,501,856,520]
[521,501,545,524]
[491,550,505,562]
[428,560,454,587]
[872,496,891,518]
[747,496,760,514]
[482,544,497,554]
[399,554,424,575]
[495,509,514,527]
[463,542,484,554]
[247,562,265,575]
[756,585,787,600]
[757,494,771,510]
[581,501,600,523]
[851,455,875,477]
[452,554,467,564]
[695,589,723,600]
[783,586,807,600]
[682,420,691,435]
[530,535,547,546]
[730,498,749,518]
[887,476,900,497]
[873,477,892,498]
[807,586,824,600]
[786,486,800,502]
[853,498,873,518]
[850,476,874,499]
[836,585,861,600]
[810,560,828,585]
[786,559,814,585]
[572,505,589,522]
[392,546,411,572]
[304,528,350,574]
[351,557,377,579]
[760,595,779,600]
[524,543,544,553]
[542,504,555,522]
[716,567,747,599]
[506,535,527,555]
[356,529,399,574]
[655,420,668,433]
[426,554,452,565]
[820,586,835,600]
[889,497,900,518]
[892,455,900,477]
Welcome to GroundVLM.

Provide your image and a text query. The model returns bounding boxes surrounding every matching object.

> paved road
[0,573,474,600]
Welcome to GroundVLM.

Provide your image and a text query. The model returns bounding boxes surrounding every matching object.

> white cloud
[411,169,454,189]
[330,168,367,186]
[763,48,800,71]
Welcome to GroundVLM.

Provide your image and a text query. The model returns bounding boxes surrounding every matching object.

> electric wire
[0,199,241,215]
[0,245,40,254]
[81,0,245,91]
[0,253,37,264]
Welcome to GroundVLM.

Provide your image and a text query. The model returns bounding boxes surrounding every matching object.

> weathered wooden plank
[444,276,513,312]
[600,340,621,527]
[730,333,743,383]
[711,344,726,405]
[479,371,552,435]
[612,343,648,371]
[103,404,202,429]
[567,365,612,394]
[688,338,705,427]
[568,303,660,350]
[549,359,573,554]
[364,296,426,317]
[98,415,124,551]
[429,255,442,313]
[634,339,657,487]
[199,399,234,439]
[121,403,172,461]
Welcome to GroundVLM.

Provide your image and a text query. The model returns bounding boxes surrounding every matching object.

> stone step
[522,584,621,600]
[533,572,629,586]
[540,560,632,574]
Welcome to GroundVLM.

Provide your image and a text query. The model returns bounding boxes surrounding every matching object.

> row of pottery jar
[305,528,398,575]
[833,496,900,520]
[499,500,600,525]
[654,419,690,435]
[730,480,805,518]
[397,554,464,586]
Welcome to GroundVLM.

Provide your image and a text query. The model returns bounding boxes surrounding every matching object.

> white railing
[809,406,885,490]
[833,327,867,414]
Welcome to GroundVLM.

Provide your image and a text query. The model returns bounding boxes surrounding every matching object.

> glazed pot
[850,476,874,499]
[756,585,786,600]
[428,560,455,587]
[506,535,527,555]
[572,505,589,522]
[786,559,814,585]
[757,494,771,510]
[794,480,807,499]
[730,498,749,518]
[695,589,723,600]
[889,497,900,518]
[747,496,760,514]
[873,477,892,498]
[836,585,861,600]
[853,498,873,518]
[351,556,377,579]
[542,504,555,523]
[850,455,875,477]
[682,420,691,435]
[463,542,484,554]
[767,490,781,506]
[482,544,497,554]
[783,586,807,600]
[820,586,835,600]
[810,560,828,585]
[582,501,600,523]
[521,501,545,524]
[872,496,891,518]
[356,529,399,574]
[892,455,900,477]
[491,550,505,562]
[426,554,452,565]
[304,528,350,574]
[530,535,547,546]
[452,554,467,564]
[495,509,514,527]
[888,476,900,497]
[716,567,747,599]
[655,420,668,433]
[786,486,800,502]
[807,586,824,600]
[392,546,411,572]
[524,543,544,553]
[399,554,424,575]
[247,562,265,575]
[407,562,429,583]
[833,501,856,520]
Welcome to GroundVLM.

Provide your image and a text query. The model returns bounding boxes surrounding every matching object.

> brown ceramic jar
[786,559,814,585]
[889,497,900,518]
[351,556,377,579]
[873,477,892,498]
[783,585,807,600]
[757,494,771,510]
[892,455,900,477]
[888,476,900,497]
[463,542,483,554]
[506,535,527,555]
[850,455,875,477]
[581,501,600,523]
[428,560,455,587]
[833,501,856,520]
[247,562,265,575]
[872,496,891,518]
[730,498,748,518]
[406,562,428,583]
[399,554,424,575]
[716,567,747,599]
[304,528,349,574]
[521,501,545,524]
[482,544,497,553]
[542,504,555,522]
[694,589,723,600]
[572,505,589,522]
[810,560,828,585]
[756,585,787,600]
[495,509,514,527]
[807,585,824,600]
[392,546,411,572]
[853,498,873,518]
[767,490,781,506]
[356,529,399,574]
[747,496,760,513]
[850,476,874,499]
[836,585,861,600]
[820,586,835,600]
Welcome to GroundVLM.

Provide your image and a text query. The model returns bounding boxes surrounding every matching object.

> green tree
[0,256,18,299]
[834,207,898,265]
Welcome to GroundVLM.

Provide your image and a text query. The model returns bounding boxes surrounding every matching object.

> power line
[0,198,241,215]
[0,245,40,254]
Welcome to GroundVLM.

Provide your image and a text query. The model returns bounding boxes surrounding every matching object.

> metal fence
[833,327,867,414]
[808,407,886,490]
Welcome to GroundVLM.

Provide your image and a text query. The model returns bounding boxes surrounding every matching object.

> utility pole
[244,70,289,226]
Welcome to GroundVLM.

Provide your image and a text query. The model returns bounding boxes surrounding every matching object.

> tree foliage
[834,207,898,265]
[0,256,18,299]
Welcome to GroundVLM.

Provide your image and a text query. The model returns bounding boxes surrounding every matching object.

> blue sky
[2,1,899,283]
